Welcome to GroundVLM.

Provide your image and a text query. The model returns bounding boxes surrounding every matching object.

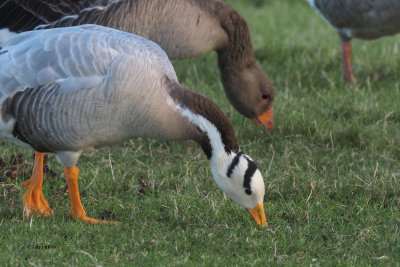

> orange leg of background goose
[64,166,119,225]
[341,41,354,83]
[23,152,54,217]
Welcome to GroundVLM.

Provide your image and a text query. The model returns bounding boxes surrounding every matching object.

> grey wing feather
[0,25,176,98]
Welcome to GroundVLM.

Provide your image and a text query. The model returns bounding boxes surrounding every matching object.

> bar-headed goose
[7,0,274,128]
[306,0,400,83]
[0,25,267,226]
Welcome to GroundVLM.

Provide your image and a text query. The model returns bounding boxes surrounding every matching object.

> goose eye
[261,94,269,100]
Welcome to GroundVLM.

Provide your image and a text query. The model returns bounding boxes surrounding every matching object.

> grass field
[1,0,400,265]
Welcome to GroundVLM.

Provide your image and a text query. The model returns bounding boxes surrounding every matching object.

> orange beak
[246,203,267,227]
[252,107,273,130]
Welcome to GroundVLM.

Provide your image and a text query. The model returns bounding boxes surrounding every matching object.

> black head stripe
[244,158,257,195]
[226,151,243,178]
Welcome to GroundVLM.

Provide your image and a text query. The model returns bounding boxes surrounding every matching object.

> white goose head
[210,151,266,226]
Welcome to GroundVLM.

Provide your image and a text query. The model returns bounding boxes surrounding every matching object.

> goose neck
[166,78,239,160]
[216,3,255,71]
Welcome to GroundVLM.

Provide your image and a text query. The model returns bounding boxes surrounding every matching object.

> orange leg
[22,178,31,188]
[64,166,119,225]
[341,41,354,83]
[22,153,45,188]
[23,148,94,187]
[23,152,54,217]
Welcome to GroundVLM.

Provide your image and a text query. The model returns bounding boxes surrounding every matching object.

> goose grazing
[7,0,275,128]
[0,25,267,226]
[306,0,400,83]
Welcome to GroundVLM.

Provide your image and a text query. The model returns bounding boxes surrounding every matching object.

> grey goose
[0,25,267,226]
[306,0,400,83]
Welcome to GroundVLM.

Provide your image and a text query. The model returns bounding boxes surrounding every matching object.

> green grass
[1,0,400,265]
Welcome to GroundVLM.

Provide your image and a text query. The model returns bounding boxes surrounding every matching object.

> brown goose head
[219,61,274,129]
[216,2,274,129]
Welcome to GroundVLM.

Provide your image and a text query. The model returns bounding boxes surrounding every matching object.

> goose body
[306,0,400,83]
[0,25,186,148]
[6,0,274,127]
[0,25,267,226]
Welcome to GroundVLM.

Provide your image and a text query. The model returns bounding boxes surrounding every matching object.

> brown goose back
[42,0,229,59]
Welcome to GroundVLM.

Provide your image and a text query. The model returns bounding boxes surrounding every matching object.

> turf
[1,0,399,265]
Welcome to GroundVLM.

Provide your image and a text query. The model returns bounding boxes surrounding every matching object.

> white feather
[0,29,16,47]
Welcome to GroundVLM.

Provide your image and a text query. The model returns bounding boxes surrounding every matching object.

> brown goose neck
[215,2,255,71]
[165,78,239,159]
